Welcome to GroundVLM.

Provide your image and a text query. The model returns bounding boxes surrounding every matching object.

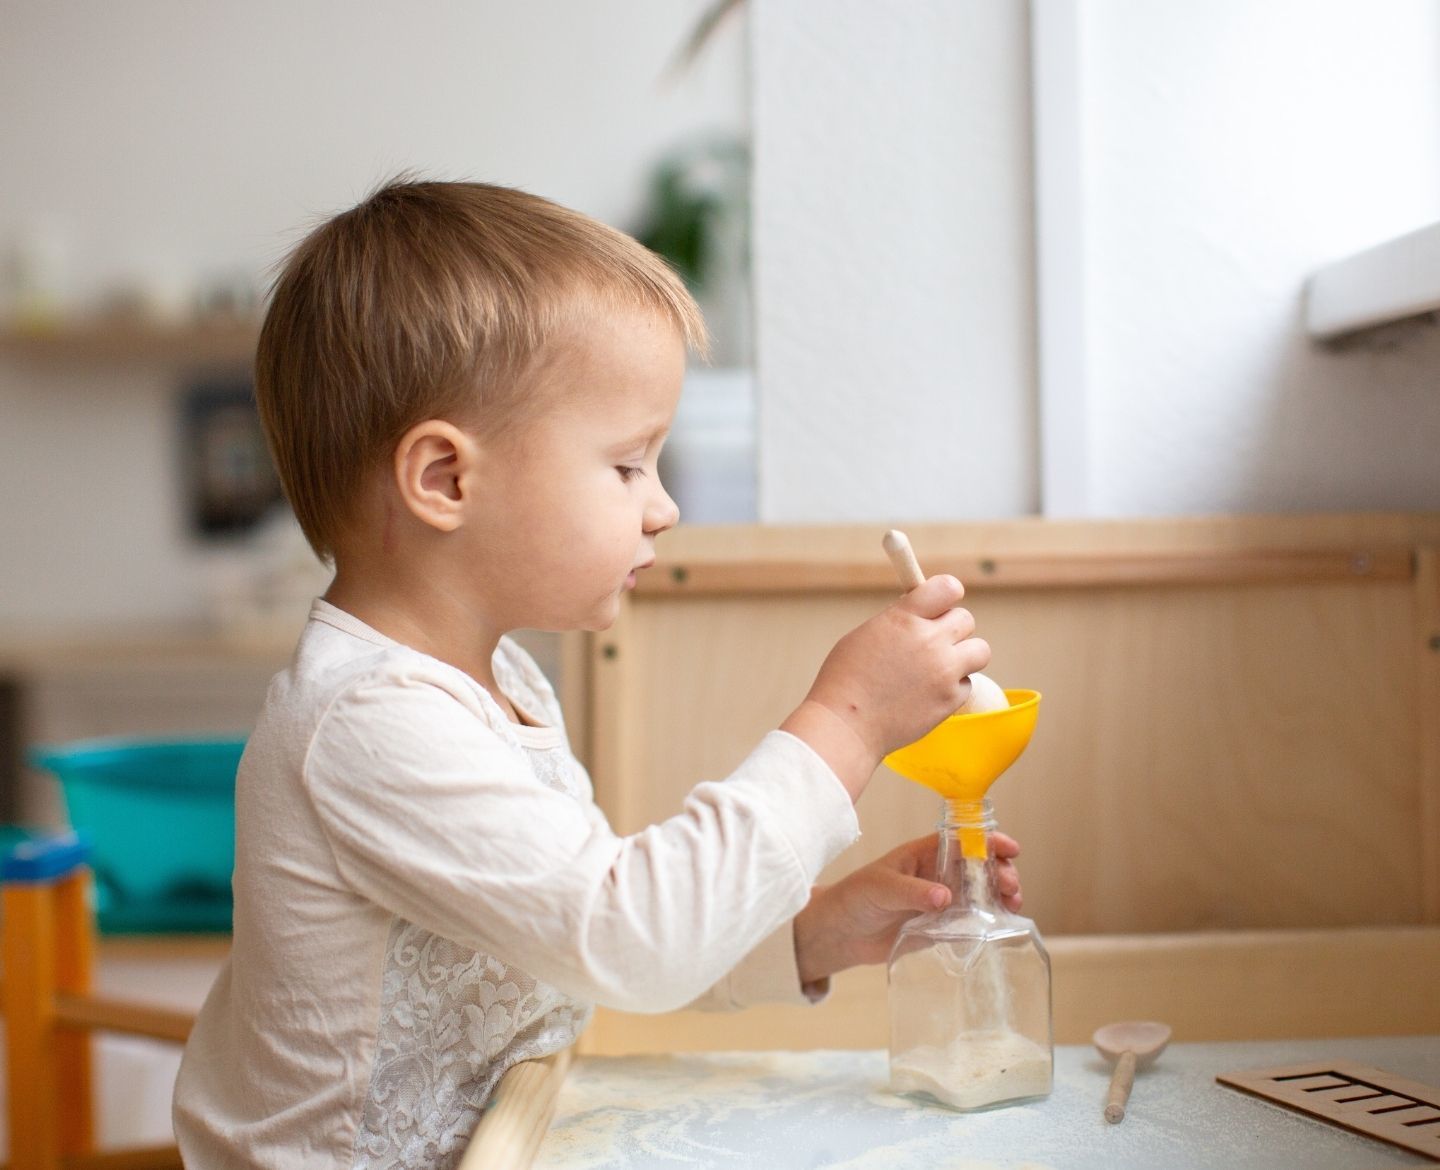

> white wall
[6,1,1440,628]
[1079,0,1440,516]
[751,0,1039,523]
[750,0,1440,523]
[0,0,747,629]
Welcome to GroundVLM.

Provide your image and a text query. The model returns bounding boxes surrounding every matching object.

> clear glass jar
[888,796,1053,1111]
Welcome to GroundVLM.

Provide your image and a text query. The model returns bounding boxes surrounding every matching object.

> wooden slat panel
[579,519,1439,1052]
[53,993,193,1045]
[2,882,62,1169]
[1418,548,1440,923]
[581,926,1440,1055]
[95,936,230,962]
[57,1146,184,1170]
[610,576,1420,934]
[637,548,1412,596]
[587,600,639,829]
[1049,927,1440,1044]
[55,869,96,1156]
[993,578,1420,933]
[558,631,592,773]
[645,516,1440,564]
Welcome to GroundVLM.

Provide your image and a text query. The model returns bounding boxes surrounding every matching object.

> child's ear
[393,420,479,533]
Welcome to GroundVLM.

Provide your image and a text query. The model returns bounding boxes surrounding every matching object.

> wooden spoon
[1093,1020,1171,1123]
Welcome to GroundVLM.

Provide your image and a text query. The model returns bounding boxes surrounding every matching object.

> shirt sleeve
[303,664,860,1015]
[683,917,831,1011]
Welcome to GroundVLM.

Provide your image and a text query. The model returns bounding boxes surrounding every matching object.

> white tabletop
[535,1036,1440,1169]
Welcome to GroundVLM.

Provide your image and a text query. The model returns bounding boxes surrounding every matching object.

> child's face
[464,307,685,633]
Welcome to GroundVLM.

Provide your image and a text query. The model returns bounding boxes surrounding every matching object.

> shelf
[0,317,260,366]
[1305,220,1440,341]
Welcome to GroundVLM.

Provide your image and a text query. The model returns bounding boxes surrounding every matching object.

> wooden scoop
[1093,1020,1171,1123]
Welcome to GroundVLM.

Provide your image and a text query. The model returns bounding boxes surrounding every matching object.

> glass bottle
[888,796,1052,1111]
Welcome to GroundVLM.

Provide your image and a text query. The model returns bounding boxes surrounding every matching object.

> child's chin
[581,602,622,632]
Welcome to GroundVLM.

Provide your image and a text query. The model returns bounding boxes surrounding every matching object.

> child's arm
[790,832,1023,988]
[305,670,862,1014]
[780,574,990,801]
[300,578,985,1016]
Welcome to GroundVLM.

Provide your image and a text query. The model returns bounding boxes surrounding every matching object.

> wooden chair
[2,833,189,1170]
[1,835,567,1170]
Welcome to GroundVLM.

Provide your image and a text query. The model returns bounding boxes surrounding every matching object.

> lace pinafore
[350,642,592,1169]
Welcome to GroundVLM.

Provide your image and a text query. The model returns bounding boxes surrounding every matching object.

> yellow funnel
[884,689,1041,857]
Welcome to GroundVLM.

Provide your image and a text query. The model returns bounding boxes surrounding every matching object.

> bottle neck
[936,797,999,910]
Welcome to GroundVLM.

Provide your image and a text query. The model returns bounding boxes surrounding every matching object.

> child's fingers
[990,831,1021,860]
[957,636,991,672]
[993,857,1023,911]
[990,833,1023,909]
[940,606,977,642]
[896,574,965,618]
[873,866,952,912]
[885,833,941,879]
[911,875,953,911]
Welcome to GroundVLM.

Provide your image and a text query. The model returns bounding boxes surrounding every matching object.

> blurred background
[0,0,754,639]
[1,0,1439,1150]
[2,1,1437,642]
[0,0,756,829]
[0,1,762,1143]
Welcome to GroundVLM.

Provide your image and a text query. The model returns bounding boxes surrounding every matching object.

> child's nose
[645,478,680,534]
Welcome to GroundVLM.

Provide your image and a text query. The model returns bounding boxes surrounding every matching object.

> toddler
[172,179,1014,1168]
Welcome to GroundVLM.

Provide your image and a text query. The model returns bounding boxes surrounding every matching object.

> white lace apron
[349,647,593,1169]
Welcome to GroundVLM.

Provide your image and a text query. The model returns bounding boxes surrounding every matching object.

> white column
[750,0,1038,523]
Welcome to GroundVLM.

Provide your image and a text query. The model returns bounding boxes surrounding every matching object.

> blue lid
[0,830,91,882]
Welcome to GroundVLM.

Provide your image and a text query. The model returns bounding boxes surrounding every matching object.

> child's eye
[617,466,646,482]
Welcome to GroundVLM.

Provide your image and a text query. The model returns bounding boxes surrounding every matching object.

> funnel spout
[944,796,992,861]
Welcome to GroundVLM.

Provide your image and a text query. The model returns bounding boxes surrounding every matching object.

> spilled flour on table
[534,1039,1440,1170]
[534,1050,1058,1169]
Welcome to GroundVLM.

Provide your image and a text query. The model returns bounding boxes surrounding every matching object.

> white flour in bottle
[890,1029,1052,1110]
[890,866,1051,1110]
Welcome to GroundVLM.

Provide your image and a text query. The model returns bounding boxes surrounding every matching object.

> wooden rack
[568,513,1440,1054]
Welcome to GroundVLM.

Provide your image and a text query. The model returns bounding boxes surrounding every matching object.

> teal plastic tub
[0,824,31,858]
[29,736,245,933]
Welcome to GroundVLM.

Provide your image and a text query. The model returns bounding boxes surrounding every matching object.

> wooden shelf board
[0,318,260,365]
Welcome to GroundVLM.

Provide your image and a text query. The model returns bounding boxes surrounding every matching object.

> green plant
[635,137,748,294]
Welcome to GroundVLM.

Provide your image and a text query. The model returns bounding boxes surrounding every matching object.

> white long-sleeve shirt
[173,599,860,1168]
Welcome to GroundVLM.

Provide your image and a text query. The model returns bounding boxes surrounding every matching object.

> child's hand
[792,833,1023,988]
[781,575,991,799]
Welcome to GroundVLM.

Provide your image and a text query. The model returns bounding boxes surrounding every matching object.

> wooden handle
[1104,1049,1138,1123]
[882,529,926,590]
[54,991,193,1044]
[460,1046,574,1168]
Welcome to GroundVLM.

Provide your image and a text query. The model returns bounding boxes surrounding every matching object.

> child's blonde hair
[256,178,708,562]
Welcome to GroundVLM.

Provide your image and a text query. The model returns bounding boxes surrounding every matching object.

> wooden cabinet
[564,514,1440,1049]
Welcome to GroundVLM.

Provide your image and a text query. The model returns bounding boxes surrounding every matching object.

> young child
[172,179,1017,1167]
